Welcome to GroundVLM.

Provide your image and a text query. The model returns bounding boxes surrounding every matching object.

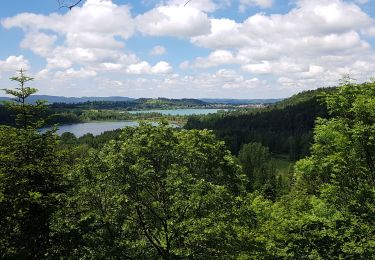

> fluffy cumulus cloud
[3,0,134,39]
[0,56,29,77]
[126,61,172,74]
[136,5,211,37]
[20,33,57,57]
[189,50,239,68]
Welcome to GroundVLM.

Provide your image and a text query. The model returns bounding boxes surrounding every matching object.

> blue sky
[1,0,375,98]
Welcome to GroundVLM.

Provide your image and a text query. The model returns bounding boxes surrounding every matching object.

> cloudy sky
[1,0,375,98]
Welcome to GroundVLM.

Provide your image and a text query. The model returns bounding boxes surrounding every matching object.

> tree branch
[184,0,192,7]
[58,0,83,10]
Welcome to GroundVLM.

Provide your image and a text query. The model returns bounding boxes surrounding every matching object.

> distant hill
[186,87,336,159]
[0,95,134,104]
[136,98,207,106]
[274,87,336,108]
[0,95,282,106]
[199,98,283,105]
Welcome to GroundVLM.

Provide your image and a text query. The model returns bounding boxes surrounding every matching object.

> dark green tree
[238,142,277,197]
[0,71,66,259]
[2,69,46,129]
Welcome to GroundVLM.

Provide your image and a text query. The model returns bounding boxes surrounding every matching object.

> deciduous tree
[51,122,246,259]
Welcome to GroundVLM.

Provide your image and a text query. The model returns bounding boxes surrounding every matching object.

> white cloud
[150,45,167,56]
[20,32,57,57]
[2,0,134,39]
[126,61,172,74]
[65,32,125,49]
[136,5,211,37]
[126,61,151,74]
[0,56,29,75]
[151,61,173,74]
[54,68,98,79]
[242,61,272,74]
[192,50,240,68]
[185,69,266,92]
[365,26,375,37]
[191,18,248,49]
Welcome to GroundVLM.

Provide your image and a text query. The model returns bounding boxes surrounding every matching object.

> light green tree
[51,122,247,259]
[292,80,375,257]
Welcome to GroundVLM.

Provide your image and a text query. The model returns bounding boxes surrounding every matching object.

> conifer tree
[2,69,46,129]
[0,70,66,259]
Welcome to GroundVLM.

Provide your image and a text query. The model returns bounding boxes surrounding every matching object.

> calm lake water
[43,121,139,137]
[44,109,226,137]
[129,108,227,116]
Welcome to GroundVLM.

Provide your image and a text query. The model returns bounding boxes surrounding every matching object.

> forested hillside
[185,88,333,160]
[0,71,374,259]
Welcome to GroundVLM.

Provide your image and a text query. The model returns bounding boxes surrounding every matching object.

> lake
[129,108,227,116]
[43,109,227,137]
[42,121,139,137]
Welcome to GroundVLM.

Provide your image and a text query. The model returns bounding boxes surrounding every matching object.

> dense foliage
[0,72,374,259]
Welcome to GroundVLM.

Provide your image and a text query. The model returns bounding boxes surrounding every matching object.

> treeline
[0,105,184,126]
[0,72,374,259]
[185,88,333,160]
[49,97,208,110]
[0,105,82,126]
[0,97,214,126]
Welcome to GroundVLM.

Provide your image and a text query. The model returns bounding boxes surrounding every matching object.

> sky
[1,0,375,98]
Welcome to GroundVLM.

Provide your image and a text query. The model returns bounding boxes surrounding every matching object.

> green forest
[0,71,374,259]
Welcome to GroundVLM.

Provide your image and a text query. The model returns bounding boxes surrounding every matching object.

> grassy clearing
[271,155,295,194]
